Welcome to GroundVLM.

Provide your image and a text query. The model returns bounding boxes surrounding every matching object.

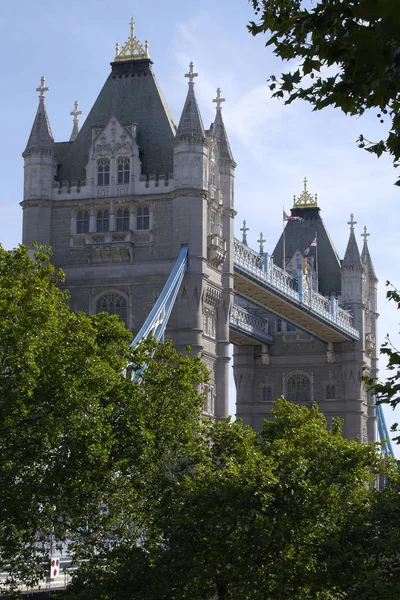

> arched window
[326,384,336,400]
[96,293,127,324]
[137,206,150,230]
[97,159,110,186]
[262,386,272,403]
[117,157,130,184]
[286,373,311,404]
[76,210,89,234]
[96,209,109,233]
[117,208,129,231]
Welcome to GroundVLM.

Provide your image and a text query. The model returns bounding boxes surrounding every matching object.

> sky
[1,0,399,454]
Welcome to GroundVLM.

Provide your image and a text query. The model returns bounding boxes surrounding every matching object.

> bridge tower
[234,180,378,442]
[21,21,235,419]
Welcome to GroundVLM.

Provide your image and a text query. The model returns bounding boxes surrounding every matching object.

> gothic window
[117,157,130,184]
[326,384,336,400]
[116,208,129,231]
[76,210,89,234]
[96,209,109,233]
[210,161,216,185]
[286,373,311,404]
[96,293,127,324]
[262,386,272,403]
[97,159,110,186]
[137,206,150,230]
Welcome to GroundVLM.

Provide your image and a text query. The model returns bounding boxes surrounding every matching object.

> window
[97,159,110,186]
[326,384,336,400]
[287,322,297,332]
[96,293,127,324]
[276,318,282,333]
[76,210,89,234]
[137,206,150,230]
[117,157,130,184]
[117,208,129,231]
[262,386,272,403]
[286,373,311,404]
[96,209,109,233]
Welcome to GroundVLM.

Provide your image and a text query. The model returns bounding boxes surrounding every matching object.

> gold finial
[293,176,318,208]
[115,18,150,61]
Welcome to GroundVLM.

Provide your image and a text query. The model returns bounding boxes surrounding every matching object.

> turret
[22,77,57,246]
[173,62,208,194]
[341,213,364,300]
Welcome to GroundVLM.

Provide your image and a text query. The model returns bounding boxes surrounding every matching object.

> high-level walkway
[231,238,359,344]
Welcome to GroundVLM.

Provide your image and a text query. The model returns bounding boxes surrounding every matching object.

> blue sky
[1,0,399,453]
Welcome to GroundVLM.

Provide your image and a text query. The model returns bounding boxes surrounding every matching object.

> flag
[283,210,303,222]
[310,236,317,247]
[303,247,310,256]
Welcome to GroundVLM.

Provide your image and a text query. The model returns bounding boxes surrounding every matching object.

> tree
[66,400,396,600]
[249,0,400,184]
[364,284,400,442]
[0,244,208,593]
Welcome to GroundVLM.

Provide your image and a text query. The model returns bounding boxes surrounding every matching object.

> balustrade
[230,304,271,343]
[233,237,359,339]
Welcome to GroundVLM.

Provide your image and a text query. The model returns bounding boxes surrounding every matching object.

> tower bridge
[21,21,391,456]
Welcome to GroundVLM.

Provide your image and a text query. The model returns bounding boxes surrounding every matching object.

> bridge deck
[233,238,359,343]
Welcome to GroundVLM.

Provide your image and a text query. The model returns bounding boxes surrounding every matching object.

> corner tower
[21,20,235,419]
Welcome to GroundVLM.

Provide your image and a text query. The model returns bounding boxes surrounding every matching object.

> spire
[175,62,205,141]
[361,226,377,280]
[212,88,234,162]
[70,100,82,142]
[342,214,362,269]
[23,77,54,157]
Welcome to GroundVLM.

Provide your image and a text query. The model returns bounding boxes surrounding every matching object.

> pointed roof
[342,215,362,270]
[55,57,177,181]
[273,180,342,295]
[273,208,342,296]
[212,88,234,163]
[361,226,377,280]
[175,62,205,142]
[23,77,54,157]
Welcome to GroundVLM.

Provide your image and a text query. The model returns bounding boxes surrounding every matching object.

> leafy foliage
[249,0,400,184]
[0,244,208,593]
[66,400,397,600]
[365,284,400,442]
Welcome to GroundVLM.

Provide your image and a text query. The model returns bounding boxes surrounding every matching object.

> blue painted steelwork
[233,238,359,341]
[376,401,395,459]
[132,244,188,346]
[230,303,273,345]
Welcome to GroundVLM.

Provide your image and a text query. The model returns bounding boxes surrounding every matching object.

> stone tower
[234,180,378,442]
[21,21,236,419]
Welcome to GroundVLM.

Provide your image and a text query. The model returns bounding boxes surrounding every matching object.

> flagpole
[315,231,318,292]
[283,206,286,272]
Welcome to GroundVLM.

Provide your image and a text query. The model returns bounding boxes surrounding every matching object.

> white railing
[233,237,359,340]
[230,304,272,343]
